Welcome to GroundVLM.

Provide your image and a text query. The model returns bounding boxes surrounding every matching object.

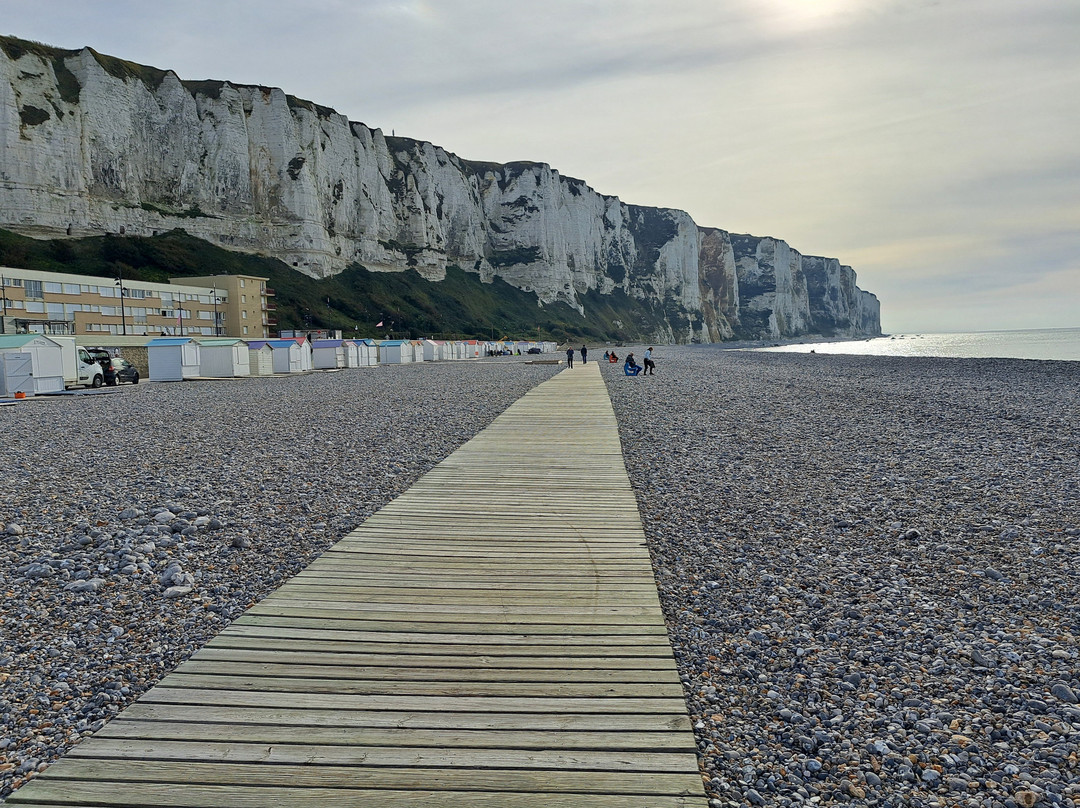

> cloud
[3,0,1079,331]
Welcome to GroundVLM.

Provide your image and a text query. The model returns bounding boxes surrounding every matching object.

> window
[63,283,80,294]
[98,286,115,298]
[47,303,64,317]
[100,306,117,316]
[4,277,23,287]
[66,304,83,315]
[198,311,212,320]
[24,301,45,313]
[44,281,62,294]
[198,294,210,304]
[159,293,173,305]
[241,310,247,319]
[24,280,43,299]
[243,326,248,334]
[240,279,246,288]
[127,288,147,299]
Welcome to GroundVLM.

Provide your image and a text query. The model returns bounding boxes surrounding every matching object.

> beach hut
[246,342,275,376]
[147,337,200,382]
[378,340,411,364]
[422,340,440,362]
[464,340,481,359]
[290,337,314,372]
[351,338,376,367]
[340,340,361,368]
[311,339,347,369]
[265,339,305,374]
[196,338,250,378]
[408,340,425,362]
[0,335,65,396]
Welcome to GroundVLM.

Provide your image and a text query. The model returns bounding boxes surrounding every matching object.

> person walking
[566,346,574,368]
[580,344,588,364]
[643,346,655,375]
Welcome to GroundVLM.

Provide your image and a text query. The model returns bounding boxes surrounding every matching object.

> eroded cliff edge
[0,36,881,341]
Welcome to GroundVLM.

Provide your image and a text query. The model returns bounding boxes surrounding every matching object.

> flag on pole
[376,320,384,327]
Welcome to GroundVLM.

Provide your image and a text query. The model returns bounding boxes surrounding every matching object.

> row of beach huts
[0,334,557,394]
[148,337,556,381]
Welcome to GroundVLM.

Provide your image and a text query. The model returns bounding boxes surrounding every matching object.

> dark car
[526,347,542,354]
[107,357,140,385]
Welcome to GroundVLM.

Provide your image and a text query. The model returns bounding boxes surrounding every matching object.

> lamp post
[115,270,127,335]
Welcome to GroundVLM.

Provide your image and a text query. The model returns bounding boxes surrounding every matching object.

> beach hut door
[2,352,34,396]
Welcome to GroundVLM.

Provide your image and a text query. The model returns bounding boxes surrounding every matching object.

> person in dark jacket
[566,346,574,368]
[580,344,588,363]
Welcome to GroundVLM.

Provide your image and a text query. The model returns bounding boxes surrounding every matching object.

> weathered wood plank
[7,781,710,808]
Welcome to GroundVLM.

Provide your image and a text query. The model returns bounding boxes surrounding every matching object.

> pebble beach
[0,360,560,798]
[605,348,1080,808]
[1,349,1077,808]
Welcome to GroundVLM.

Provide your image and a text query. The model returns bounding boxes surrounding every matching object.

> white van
[52,337,105,388]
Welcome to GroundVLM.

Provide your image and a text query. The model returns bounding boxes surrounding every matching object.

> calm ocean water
[754,327,1080,362]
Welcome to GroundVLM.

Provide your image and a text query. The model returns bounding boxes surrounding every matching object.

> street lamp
[115,270,127,335]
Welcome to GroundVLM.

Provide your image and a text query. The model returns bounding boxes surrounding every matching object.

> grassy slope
[0,228,665,342]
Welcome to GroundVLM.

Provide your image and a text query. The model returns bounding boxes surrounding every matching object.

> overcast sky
[5,0,1078,332]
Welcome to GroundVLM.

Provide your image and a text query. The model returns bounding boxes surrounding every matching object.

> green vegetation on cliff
[0,228,665,342]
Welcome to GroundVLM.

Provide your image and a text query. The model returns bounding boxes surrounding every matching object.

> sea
[754,327,1080,362]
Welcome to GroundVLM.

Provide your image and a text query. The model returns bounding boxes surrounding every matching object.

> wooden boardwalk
[8,363,708,808]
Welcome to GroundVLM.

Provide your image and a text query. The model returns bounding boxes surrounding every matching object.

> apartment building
[185,275,276,338]
[0,267,274,338]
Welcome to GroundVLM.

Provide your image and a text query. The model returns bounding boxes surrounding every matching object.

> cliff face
[0,36,880,341]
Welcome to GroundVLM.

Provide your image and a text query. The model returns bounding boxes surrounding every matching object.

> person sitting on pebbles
[624,352,642,376]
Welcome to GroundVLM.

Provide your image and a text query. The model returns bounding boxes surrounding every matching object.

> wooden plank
[7,781,710,808]
[97,720,697,752]
[14,760,707,796]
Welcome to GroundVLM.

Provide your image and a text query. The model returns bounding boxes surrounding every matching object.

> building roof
[0,334,58,349]
[147,337,193,346]
[311,339,343,347]
[195,338,244,346]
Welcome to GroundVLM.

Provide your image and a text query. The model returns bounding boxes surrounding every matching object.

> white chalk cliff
[0,37,881,341]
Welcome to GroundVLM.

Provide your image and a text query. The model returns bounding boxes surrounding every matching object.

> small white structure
[0,335,65,396]
[246,342,275,376]
[296,338,314,372]
[148,337,201,382]
[341,340,361,368]
[197,338,250,378]
[266,339,305,374]
[311,339,347,369]
[464,340,481,359]
[356,339,378,366]
[378,340,411,364]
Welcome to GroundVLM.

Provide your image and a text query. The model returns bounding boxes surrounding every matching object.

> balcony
[261,301,277,311]
[264,287,276,297]
[266,317,278,326]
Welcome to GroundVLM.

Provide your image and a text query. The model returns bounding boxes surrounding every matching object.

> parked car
[527,347,542,354]
[107,357,140,385]
[84,347,116,385]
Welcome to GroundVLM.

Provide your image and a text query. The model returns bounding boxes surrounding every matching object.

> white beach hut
[0,335,65,396]
[378,340,411,364]
[354,339,378,367]
[197,338,250,378]
[147,337,200,382]
[311,339,346,369]
[266,339,304,374]
[340,340,361,368]
[422,339,443,361]
[246,342,275,376]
